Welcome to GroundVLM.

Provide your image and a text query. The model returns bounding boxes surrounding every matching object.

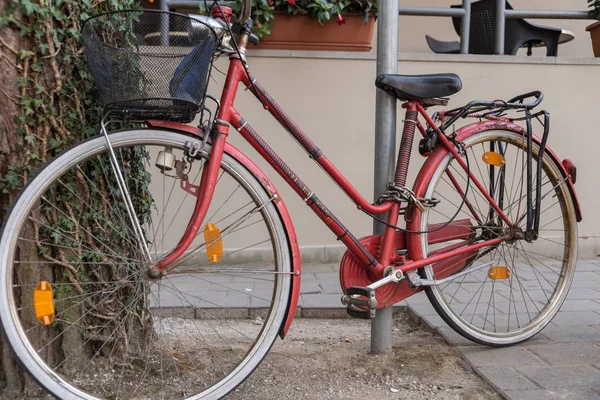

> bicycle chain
[376,183,439,208]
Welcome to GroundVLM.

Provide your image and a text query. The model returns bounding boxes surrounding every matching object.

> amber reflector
[482,152,506,167]
[488,266,510,280]
[34,281,55,325]
[204,223,223,263]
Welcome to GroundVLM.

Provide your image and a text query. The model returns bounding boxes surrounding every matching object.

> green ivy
[1,0,153,351]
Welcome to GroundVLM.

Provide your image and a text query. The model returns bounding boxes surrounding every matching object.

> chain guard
[339,219,478,308]
[339,233,420,309]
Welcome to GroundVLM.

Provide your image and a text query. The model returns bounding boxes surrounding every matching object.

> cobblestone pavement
[162,259,600,399]
[298,260,600,400]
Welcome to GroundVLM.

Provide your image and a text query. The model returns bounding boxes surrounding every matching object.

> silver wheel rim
[421,130,577,345]
[0,129,291,399]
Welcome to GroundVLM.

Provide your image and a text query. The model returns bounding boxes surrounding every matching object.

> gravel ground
[229,311,502,400]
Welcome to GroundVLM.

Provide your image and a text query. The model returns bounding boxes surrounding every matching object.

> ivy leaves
[0,0,138,197]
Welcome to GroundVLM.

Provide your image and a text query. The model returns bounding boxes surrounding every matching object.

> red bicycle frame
[155,56,512,278]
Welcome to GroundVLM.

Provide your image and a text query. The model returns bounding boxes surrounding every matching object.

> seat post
[394,102,418,187]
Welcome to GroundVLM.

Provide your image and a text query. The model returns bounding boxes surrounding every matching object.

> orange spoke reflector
[488,266,510,280]
[34,281,55,325]
[204,223,223,263]
[482,152,505,167]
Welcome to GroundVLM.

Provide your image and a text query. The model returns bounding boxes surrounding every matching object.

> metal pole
[160,0,170,46]
[460,0,471,54]
[371,0,398,355]
[398,7,464,17]
[505,9,592,19]
[495,0,505,55]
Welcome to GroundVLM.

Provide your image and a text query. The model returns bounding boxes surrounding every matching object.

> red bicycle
[0,2,581,399]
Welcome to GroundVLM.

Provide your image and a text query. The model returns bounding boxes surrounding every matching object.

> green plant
[588,0,600,19]
[232,0,377,38]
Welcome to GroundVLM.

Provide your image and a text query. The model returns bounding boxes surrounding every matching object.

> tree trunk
[0,1,142,397]
[0,0,31,396]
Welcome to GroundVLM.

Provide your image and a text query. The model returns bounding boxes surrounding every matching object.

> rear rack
[435,90,551,242]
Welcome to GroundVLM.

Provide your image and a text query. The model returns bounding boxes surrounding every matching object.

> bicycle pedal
[341,286,378,319]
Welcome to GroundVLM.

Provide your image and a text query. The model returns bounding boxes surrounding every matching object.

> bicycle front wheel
[0,129,292,399]
[420,129,577,346]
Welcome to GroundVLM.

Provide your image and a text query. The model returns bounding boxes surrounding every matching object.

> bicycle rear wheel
[0,129,291,399]
[419,130,577,346]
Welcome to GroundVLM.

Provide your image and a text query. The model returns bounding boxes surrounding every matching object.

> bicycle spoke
[423,131,575,345]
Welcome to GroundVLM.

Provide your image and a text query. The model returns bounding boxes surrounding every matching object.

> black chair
[426,0,562,56]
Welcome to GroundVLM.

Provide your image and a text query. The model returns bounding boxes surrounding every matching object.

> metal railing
[160,1,593,55]
[399,0,593,55]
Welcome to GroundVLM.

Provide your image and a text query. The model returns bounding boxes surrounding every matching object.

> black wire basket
[82,10,218,123]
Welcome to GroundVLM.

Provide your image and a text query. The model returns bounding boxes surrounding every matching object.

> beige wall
[206,53,600,258]
[196,0,600,259]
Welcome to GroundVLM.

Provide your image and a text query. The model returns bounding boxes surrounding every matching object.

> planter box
[256,13,376,52]
[586,21,600,57]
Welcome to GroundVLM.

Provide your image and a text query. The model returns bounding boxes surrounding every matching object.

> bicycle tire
[419,129,577,346]
[0,129,292,399]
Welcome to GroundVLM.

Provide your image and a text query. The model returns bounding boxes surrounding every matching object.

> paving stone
[563,288,600,300]
[457,346,546,367]
[302,264,338,274]
[476,366,540,390]
[207,282,255,292]
[436,326,480,347]
[318,279,343,294]
[300,272,318,281]
[516,365,600,389]
[577,262,600,272]
[401,257,600,400]
[557,299,600,312]
[572,272,600,282]
[504,388,600,400]
[526,343,600,366]
[552,311,600,325]
[299,280,322,294]
[220,292,251,308]
[404,292,433,305]
[191,274,234,283]
[405,302,439,316]
[252,280,277,290]
[315,272,339,280]
[248,289,275,308]
[300,293,343,308]
[538,324,600,343]
[569,280,600,289]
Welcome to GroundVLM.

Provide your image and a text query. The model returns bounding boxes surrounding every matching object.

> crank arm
[408,261,495,287]
[367,267,404,290]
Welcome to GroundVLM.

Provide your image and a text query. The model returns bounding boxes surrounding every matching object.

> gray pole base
[370,306,393,354]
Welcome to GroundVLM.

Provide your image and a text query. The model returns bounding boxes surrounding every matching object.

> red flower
[288,0,296,5]
[336,13,347,25]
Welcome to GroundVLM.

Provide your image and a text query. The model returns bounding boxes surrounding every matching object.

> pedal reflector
[482,152,505,167]
[488,266,510,280]
[204,223,223,263]
[34,281,55,325]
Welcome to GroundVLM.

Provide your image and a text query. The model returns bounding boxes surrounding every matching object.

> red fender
[408,120,582,260]
[146,121,300,339]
